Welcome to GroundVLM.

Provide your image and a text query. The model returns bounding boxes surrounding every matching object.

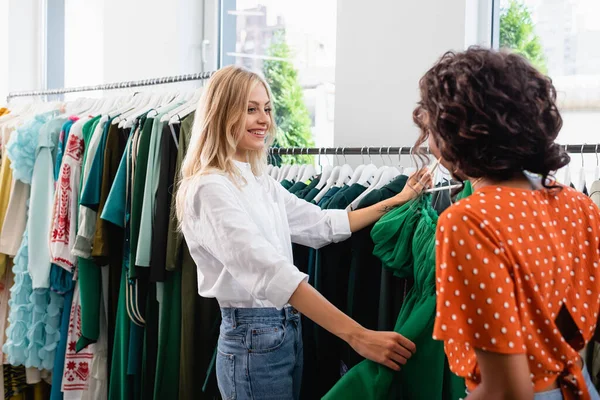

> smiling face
[234,83,272,161]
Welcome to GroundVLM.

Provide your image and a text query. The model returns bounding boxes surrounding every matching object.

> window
[497,0,600,146]
[220,0,338,152]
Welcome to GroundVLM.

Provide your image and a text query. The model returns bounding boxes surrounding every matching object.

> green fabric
[153,270,181,399]
[129,117,154,278]
[77,116,118,352]
[326,183,366,209]
[303,186,321,203]
[135,103,183,267]
[103,131,136,400]
[324,193,468,400]
[321,185,348,209]
[295,176,320,198]
[324,184,349,208]
[165,112,195,272]
[109,266,133,400]
[287,180,307,194]
[281,179,293,189]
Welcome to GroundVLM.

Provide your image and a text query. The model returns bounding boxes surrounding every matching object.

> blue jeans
[216,307,303,400]
[464,364,600,400]
[532,366,600,400]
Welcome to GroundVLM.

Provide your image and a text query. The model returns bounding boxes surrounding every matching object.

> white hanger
[347,166,390,210]
[300,162,317,183]
[594,144,600,182]
[121,92,167,128]
[114,91,157,127]
[313,165,341,203]
[108,90,143,120]
[577,144,586,192]
[558,145,572,186]
[110,91,148,123]
[315,148,332,189]
[270,166,280,179]
[166,88,203,124]
[333,149,353,187]
[285,165,300,182]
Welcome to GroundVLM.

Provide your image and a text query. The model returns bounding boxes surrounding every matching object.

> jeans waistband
[220,307,300,328]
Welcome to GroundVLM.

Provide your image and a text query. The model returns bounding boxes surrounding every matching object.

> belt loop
[231,308,237,328]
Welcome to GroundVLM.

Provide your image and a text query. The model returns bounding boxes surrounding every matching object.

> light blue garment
[217,307,303,400]
[28,117,66,289]
[3,112,65,370]
[135,103,184,267]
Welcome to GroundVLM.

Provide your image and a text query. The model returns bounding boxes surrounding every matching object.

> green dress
[324,185,472,400]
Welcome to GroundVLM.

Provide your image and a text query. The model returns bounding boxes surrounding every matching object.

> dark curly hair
[413,46,569,187]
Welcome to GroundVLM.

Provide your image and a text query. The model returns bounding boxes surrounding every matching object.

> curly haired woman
[416,47,600,399]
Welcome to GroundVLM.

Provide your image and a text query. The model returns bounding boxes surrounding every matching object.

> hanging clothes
[324,190,470,400]
[3,110,65,372]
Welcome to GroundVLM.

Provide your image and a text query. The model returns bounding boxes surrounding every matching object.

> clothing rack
[5,71,216,102]
[270,144,600,156]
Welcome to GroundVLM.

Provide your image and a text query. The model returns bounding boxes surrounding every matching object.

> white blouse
[181,161,351,309]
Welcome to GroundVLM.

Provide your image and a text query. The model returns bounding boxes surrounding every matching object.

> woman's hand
[348,328,416,371]
[395,168,433,203]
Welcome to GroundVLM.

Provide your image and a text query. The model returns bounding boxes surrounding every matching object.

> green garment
[287,180,307,194]
[303,186,321,203]
[327,183,366,209]
[324,194,468,400]
[153,270,181,399]
[295,176,320,198]
[281,179,293,189]
[129,116,154,278]
[321,185,348,209]
[73,115,101,351]
[77,116,117,352]
[168,112,221,399]
[136,103,183,267]
[102,135,134,400]
[165,113,193,272]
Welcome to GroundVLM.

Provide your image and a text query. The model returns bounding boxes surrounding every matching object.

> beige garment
[0,179,30,256]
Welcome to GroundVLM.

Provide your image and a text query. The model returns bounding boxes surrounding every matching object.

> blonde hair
[176,65,276,223]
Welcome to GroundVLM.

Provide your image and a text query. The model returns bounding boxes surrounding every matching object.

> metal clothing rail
[6,71,216,102]
[269,144,600,156]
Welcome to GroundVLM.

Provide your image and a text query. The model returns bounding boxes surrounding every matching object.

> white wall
[334,0,472,148]
[101,0,203,83]
[0,0,43,103]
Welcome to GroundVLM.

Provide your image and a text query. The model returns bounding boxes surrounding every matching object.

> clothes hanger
[577,144,586,192]
[108,89,143,120]
[316,148,333,189]
[294,148,308,182]
[346,147,369,186]
[594,144,600,182]
[166,87,204,124]
[347,149,382,210]
[110,91,148,123]
[559,144,572,186]
[313,160,341,204]
[115,91,159,127]
[299,149,317,182]
[334,148,353,187]
[121,92,168,128]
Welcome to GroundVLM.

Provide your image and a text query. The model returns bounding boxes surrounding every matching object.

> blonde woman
[177,65,429,399]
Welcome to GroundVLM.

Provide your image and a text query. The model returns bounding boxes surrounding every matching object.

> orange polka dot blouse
[433,185,600,399]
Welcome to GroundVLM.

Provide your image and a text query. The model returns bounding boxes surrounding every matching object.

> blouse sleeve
[433,209,526,354]
[184,179,308,309]
[270,177,351,249]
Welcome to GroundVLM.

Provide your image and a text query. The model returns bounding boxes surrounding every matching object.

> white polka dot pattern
[433,185,600,394]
